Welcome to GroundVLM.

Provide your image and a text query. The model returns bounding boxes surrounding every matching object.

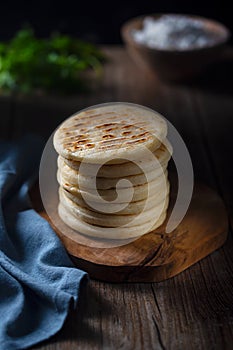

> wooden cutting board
[30,182,228,283]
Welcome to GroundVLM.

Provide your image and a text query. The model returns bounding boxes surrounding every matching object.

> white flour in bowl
[132,15,219,50]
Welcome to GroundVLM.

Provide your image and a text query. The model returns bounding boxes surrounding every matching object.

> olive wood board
[30,182,228,283]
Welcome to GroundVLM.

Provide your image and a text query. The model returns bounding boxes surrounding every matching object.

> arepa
[53,103,167,164]
[60,183,170,215]
[57,158,167,190]
[62,139,172,177]
[54,102,171,240]
[59,187,169,228]
[58,202,168,239]
[57,170,168,203]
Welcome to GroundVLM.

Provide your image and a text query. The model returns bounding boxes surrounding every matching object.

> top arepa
[53,103,167,164]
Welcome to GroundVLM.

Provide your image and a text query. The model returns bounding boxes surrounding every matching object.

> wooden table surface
[1,47,233,349]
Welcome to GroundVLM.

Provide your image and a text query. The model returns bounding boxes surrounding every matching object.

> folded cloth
[0,136,88,350]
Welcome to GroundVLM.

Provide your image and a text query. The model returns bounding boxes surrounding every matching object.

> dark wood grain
[1,47,233,349]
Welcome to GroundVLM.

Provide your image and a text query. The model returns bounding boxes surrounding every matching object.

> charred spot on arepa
[122,131,132,136]
[102,134,115,139]
[53,103,167,163]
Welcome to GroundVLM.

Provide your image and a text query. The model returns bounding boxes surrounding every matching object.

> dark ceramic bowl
[121,14,231,81]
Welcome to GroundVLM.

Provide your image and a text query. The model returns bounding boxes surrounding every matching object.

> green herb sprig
[0,27,105,94]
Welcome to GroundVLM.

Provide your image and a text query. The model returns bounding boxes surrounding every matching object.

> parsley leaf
[0,27,105,94]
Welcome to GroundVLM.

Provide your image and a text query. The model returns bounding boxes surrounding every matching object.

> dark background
[1,0,232,43]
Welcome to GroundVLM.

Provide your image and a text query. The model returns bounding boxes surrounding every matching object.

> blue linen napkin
[0,136,88,350]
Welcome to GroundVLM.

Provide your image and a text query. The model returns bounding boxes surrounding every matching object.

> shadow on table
[182,58,233,96]
[32,282,114,349]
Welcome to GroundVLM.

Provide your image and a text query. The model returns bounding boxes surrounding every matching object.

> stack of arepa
[53,103,172,240]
